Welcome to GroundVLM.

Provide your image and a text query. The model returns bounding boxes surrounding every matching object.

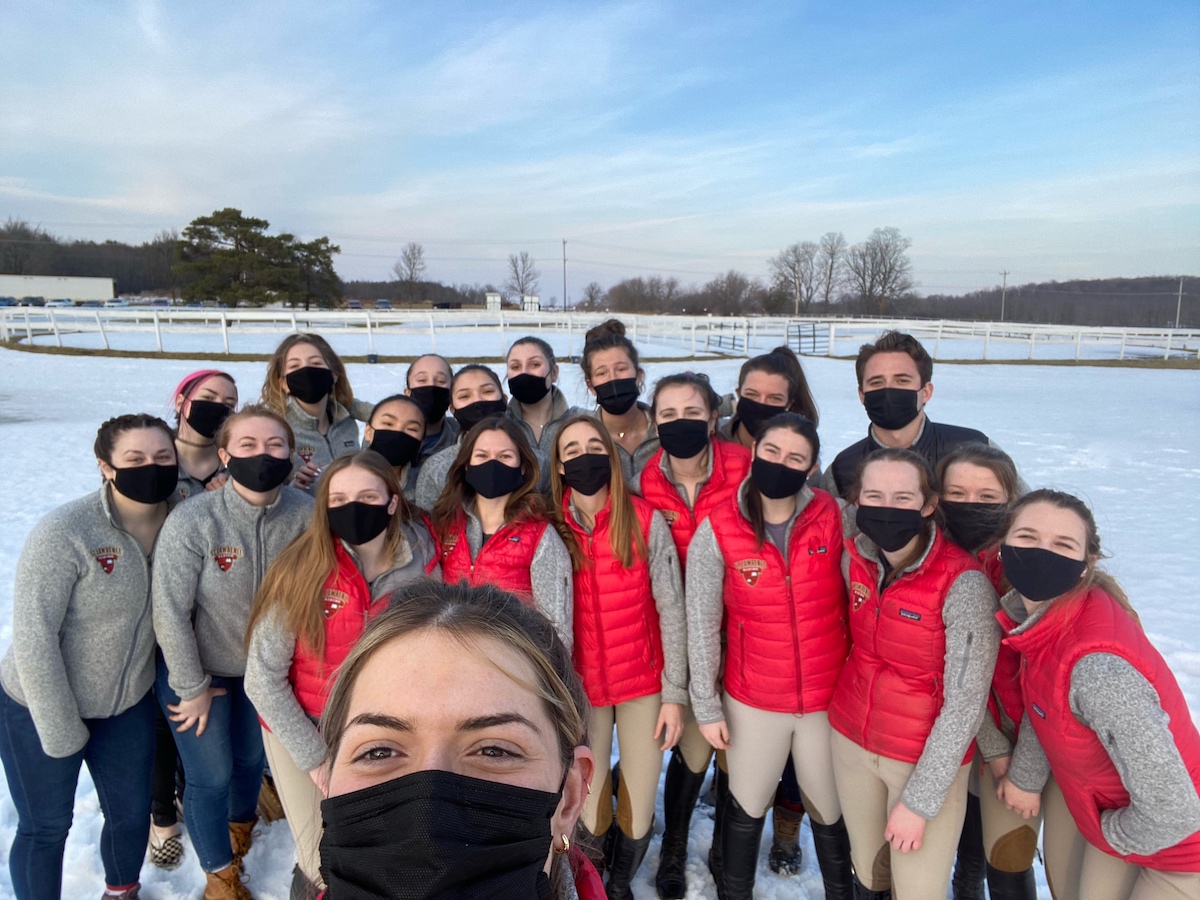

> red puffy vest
[829,528,981,764]
[564,491,663,708]
[978,545,1023,739]
[439,512,548,602]
[289,541,380,718]
[638,440,750,569]
[1001,588,1200,871]
[707,486,848,714]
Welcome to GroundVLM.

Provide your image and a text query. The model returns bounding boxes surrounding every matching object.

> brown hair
[581,318,640,384]
[935,443,1021,503]
[852,447,939,587]
[1003,489,1137,620]
[508,335,557,370]
[94,414,175,464]
[738,346,819,427]
[854,330,933,389]
[430,417,545,536]
[368,394,427,431]
[550,414,647,570]
[451,363,504,400]
[649,372,722,419]
[216,403,296,451]
[745,414,820,547]
[246,452,413,658]
[404,353,452,388]
[261,333,355,414]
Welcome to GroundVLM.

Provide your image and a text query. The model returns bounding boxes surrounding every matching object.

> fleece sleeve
[647,511,689,705]
[530,526,575,653]
[151,511,211,701]
[683,520,727,725]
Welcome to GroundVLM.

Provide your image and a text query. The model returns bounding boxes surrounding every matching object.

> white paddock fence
[1,308,1198,363]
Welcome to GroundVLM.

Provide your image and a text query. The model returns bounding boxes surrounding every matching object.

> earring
[553,833,571,855]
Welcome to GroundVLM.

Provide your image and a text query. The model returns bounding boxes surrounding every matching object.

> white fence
[1,307,1197,362]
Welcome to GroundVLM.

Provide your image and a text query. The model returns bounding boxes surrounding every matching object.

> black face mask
[657,418,710,460]
[112,464,178,505]
[286,367,335,405]
[409,385,451,426]
[562,453,613,497]
[736,396,788,440]
[595,378,640,416]
[319,768,559,900]
[1000,543,1088,602]
[508,373,551,406]
[327,501,392,546]
[225,453,293,493]
[856,505,927,553]
[751,457,808,500]
[454,399,508,434]
[466,459,525,500]
[941,501,1007,553]
[368,429,422,468]
[863,387,922,431]
[185,400,232,439]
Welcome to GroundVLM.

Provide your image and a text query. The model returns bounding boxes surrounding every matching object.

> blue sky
[1,0,1197,297]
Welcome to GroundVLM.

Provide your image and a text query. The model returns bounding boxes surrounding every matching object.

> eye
[353,745,398,764]
[476,744,523,761]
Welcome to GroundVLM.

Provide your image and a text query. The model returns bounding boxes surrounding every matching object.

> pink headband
[173,369,233,403]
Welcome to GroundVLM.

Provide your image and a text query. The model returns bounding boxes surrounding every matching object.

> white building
[485,291,502,311]
[0,275,115,301]
[522,294,540,312]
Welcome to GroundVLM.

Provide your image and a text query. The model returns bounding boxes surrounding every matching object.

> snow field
[0,343,1196,898]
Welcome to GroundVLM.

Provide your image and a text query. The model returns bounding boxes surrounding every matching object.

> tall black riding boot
[578,824,612,879]
[810,818,855,900]
[606,825,653,900]
[985,863,1038,900]
[852,876,893,900]
[655,749,707,899]
[706,763,730,885]
[952,792,986,899]
[717,793,766,900]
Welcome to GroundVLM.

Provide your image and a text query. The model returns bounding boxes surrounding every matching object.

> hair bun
[584,318,627,344]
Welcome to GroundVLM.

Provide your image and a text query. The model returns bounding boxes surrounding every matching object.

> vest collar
[867,413,930,450]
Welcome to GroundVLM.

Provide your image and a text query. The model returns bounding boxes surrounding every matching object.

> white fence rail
[1,308,1197,362]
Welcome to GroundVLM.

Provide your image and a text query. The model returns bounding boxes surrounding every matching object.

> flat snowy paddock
[0,344,1196,898]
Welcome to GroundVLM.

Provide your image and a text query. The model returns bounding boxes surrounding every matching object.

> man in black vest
[827,330,989,498]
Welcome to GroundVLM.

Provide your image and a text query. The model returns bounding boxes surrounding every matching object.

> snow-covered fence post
[96,311,109,350]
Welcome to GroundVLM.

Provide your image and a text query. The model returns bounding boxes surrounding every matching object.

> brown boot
[229,817,260,867]
[203,863,253,900]
[257,774,286,823]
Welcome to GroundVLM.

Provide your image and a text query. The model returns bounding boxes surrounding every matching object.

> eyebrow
[348,713,413,732]
[457,712,542,735]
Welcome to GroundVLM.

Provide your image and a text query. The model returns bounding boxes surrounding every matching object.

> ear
[550,746,595,848]
[174,393,187,415]
[919,381,934,406]
[98,459,116,482]
[363,425,375,444]
[857,387,866,406]
[217,447,231,467]
[922,496,939,518]
[549,364,559,383]
[387,493,400,516]
[279,374,291,396]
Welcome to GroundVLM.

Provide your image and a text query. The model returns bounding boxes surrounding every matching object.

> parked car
[19,297,45,307]
[374,299,393,310]
[346,299,363,310]
[80,300,104,308]
[150,298,171,308]
[185,301,203,309]
[104,299,129,308]
[0,297,16,308]
[45,299,74,308]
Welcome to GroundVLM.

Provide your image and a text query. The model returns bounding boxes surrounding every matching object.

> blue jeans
[0,688,155,899]
[155,659,265,873]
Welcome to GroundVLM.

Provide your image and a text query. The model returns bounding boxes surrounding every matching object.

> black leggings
[151,701,186,828]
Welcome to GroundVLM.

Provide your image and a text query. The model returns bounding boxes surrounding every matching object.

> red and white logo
[297,447,315,465]
[440,534,458,558]
[93,546,121,574]
[851,581,871,612]
[733,558,765,587]
[213,546,242,572]
[660,510,679,526]
[323,589,350,619]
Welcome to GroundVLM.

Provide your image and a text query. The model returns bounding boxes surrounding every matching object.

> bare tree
[817,231,847,307]
[768,242,819,316]
[844,227,914,314]
[392,242,427,305]
[504,251,540,300]
[579,281,606,310]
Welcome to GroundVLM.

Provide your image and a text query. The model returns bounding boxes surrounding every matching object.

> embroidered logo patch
[508,534,521,542]
[851,581,871,612]
[214,546,242,572]
[898,609,922,622]
[93,546,122,574]
[297,447,315,464]
[440,534,458,558]
[660,509,679,526]
[177,485,192,500]
[733,558,766,586]
[1032,702,1047,719]
[323,589,350,619]
[808,545,828,555]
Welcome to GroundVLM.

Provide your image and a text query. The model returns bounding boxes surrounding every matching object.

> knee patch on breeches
[594,770,614,834]
[988,825,1039,873]
[868,841,892,890]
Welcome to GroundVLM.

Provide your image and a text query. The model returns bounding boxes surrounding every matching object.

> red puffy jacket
[979,545,1023,741]
[564,490,662,708]
[439,511,548,602]
[707,485,848,713]
[829,528,981,764]
[1001,587,1200,871]
[638,439,750,569]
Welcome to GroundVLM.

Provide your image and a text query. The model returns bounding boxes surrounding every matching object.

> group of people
[1,320,1197,900]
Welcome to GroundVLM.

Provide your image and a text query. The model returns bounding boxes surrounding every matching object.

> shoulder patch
[660,509,679,526]
[324,589,350,618]
[733,558,766,587]
[93,546,122,574]
[213,546,242,572]
[850,580,871,612]
[441,534,458,558]
[296,447,315,464]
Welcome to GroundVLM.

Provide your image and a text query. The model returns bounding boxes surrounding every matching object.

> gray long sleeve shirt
[593,403,659,484]
[244,520,439,772]
[845,529,1001,819]
[1001,592,1200,856]
[1,487,164,758]
[152,481,314,700]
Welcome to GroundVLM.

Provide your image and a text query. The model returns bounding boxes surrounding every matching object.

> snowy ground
[0,343,1197,898]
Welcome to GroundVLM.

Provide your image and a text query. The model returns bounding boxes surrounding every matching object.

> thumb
[211,687,228,697]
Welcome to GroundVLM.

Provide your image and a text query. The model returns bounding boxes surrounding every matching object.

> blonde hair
[216,403,295,451]
[852,448,939,588]
[261,333,355,415]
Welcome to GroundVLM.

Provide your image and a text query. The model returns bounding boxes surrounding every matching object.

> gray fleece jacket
[152,480,314,700]
[1,487,166,757]
[1002,590,1200,857]
[285,396,364,495]
[243,520,439,772]
[505,387,579,456]
[844,527,1001,819]
[413,439,552,512]
[598,403,660,485]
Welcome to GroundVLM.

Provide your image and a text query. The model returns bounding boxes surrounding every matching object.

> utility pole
[999,270,1009,322]
[562,239,568,310]
[1175,277,1184,329]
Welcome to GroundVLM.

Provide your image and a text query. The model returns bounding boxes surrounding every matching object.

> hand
[997,776,1041,820]
[987,755,1011,782]
[167,686,227,736]
[204,472,230,492]
[885,801,927,852]
[292,462,320,491]
[309,764,330,796]
[698,720,730,750]
[655,702,685,751]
